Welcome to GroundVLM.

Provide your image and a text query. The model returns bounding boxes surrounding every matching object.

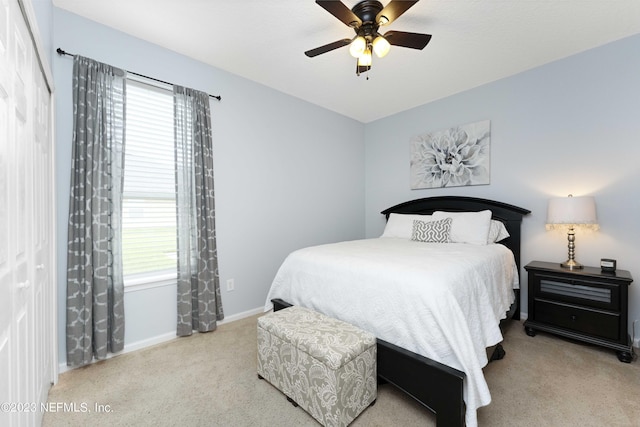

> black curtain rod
[56,48,222,101]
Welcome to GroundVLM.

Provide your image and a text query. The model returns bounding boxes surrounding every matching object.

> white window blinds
[122,79,177,284]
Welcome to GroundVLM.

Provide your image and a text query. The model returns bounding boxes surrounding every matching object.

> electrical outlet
[226,279,235,292]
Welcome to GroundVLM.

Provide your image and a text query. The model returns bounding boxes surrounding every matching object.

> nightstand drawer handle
[570,315,577,321]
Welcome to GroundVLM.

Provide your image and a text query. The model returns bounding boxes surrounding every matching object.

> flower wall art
[410,120,490,189]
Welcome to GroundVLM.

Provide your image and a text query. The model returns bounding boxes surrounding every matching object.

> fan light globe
[357,48,372,66]
[349,36,367,58]
[372,36,390,58]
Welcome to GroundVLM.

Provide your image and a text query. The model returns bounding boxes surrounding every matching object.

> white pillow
[488,220,510,243]
[431,210,492,245]
[381,213,432,239]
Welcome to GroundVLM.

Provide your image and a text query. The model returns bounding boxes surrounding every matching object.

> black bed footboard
[271,298,292,311]
[377,339,465,427]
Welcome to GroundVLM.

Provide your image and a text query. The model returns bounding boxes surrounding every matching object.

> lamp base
[561,259,584,270]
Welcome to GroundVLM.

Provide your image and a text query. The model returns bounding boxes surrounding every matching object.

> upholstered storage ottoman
[257,306,377,427]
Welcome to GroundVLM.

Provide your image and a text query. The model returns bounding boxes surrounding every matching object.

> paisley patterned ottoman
[257,306,377,427]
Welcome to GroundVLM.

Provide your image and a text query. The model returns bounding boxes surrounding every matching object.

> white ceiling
[52,0,640,123]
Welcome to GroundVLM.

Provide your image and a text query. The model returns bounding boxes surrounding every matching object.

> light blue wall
[364,34,640,332]
[52,8,365,366]
[42,1,640,367]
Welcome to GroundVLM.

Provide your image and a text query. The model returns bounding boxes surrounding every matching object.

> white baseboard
[219,306,265,324]
[58,306,265,374]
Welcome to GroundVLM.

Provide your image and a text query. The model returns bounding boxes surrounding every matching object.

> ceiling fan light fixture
[307,0,432,77]
[357,48,372,67]
[372,35,390,58]
[349,36,367,58]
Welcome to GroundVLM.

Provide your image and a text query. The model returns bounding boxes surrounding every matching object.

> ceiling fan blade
[316,0,362,27]
[305,38,352,57]
[376,0,419,26]
[383,30,432,50]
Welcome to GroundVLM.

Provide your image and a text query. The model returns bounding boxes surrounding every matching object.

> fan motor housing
[352,0,384,25]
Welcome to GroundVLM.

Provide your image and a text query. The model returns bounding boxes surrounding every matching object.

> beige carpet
[43,314,640,426]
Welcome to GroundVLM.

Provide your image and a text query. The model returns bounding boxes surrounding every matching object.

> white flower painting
[410,120,490,189]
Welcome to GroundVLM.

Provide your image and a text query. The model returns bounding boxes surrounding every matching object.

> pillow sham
[431,210,492,245]
[411,218,452,243]
[381,213,432,239]
[488,220,510,243]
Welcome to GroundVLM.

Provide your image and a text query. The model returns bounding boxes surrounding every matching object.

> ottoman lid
[259,306,376,370]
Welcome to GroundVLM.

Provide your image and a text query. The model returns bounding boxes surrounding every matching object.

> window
[122,78,177,287]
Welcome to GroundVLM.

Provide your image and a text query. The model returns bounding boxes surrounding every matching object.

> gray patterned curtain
[66,56,126,367]
[174,86,223,336]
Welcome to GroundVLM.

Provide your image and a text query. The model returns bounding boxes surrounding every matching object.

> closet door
[0,1,54,425]
[32,43,53,408]
[14,3,36,424]
[0,0,13,424]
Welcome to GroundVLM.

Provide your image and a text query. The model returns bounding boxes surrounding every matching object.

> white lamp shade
[546,196,598,227]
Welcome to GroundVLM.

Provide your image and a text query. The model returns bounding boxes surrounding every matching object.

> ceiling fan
[305,0,432,76]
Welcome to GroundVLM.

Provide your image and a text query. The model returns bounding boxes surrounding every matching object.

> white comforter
[264,238,519,427]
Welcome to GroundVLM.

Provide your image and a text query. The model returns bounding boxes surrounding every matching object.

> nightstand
[524,261,634,362]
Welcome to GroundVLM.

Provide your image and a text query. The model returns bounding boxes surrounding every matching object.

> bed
[264,196,530,426]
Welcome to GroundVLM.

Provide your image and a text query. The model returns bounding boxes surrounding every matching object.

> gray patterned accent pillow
[411,218,452,243]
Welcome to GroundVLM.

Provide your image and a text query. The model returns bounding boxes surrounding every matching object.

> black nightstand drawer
[536,275,618,311]
[535,300,620,341]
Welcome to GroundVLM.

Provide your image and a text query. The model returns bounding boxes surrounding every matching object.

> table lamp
[546,194,599,270]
